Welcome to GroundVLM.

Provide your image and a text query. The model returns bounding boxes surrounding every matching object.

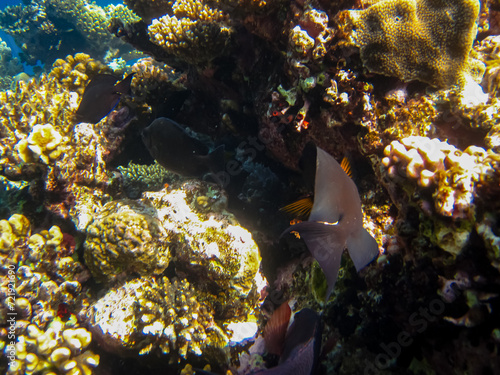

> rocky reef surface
[0,0,500,374]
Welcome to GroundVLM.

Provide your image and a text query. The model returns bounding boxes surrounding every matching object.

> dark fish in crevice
[142,117,224,179]
[74,73,134,124]
[281,144,379,300]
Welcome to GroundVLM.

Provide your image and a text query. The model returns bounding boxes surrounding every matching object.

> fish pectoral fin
[281,221,346,300]
[346,228,379,272]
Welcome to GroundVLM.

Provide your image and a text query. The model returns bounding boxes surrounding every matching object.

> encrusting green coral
[344,0,484,88]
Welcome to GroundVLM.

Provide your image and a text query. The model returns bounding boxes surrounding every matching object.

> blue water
[0,0,118,10]
[0,0,121,73]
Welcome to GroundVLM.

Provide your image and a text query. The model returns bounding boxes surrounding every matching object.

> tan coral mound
[345,0,482,87]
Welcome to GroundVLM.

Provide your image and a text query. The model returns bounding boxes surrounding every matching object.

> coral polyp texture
[0,214,95,374]
[83,200,171,283]
[6,319,99,375]
[2,0,500,373]
[83,182,265,363]
[148,0,231,65]
[344,0,483,87]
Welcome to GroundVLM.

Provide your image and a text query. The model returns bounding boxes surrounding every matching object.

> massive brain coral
[83,200,171,283]
[344,0,483,87]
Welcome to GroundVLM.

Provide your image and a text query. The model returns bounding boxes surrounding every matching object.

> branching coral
[49,53,111,96]
[343,0,483,88]
[6,319,99,375]
[87,276,228,362]
[148,0,231,65]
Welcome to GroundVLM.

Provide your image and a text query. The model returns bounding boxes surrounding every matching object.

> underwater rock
[83,199,171,283]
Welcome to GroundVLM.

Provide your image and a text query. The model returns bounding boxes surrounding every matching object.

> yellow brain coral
[345,0,483,88]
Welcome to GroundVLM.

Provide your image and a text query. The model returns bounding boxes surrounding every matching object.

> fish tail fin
[114,73,135,95]
[281,221,346,300]
[346,228,379,271]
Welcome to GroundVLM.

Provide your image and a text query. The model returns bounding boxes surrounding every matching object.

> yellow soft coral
[344,0,483,88]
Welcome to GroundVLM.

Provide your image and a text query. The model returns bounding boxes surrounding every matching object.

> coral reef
[0,37,23,90]
[6,319,99,375]
[147,0,231,65]
[83,200,171,283]
[87,276,226,362]
[381,136,500,259]
[117,161,180,199]
[0,0,131,66]
[82,182,266,364]
[343,0,483,88]
[1,0,500,373]
[0,214,94,374]
[49,53,112,96]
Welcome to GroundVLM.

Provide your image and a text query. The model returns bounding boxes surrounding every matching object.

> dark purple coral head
[282,146,379,300]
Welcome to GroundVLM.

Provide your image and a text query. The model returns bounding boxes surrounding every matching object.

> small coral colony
[1,0,500,374]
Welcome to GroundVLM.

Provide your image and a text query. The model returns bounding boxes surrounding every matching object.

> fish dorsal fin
[113,73,135,95]
[308,148,347,223]
[341,157,352,178]
[85,74,119,91]
[280,196,314,218]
